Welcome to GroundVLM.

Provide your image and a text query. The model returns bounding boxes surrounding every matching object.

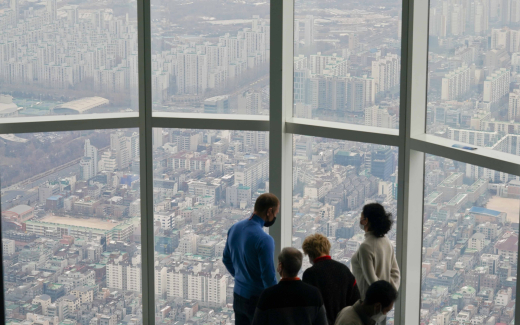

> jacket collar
[353,301,375,325]
[250,214,265,227]
[313,255,332,263]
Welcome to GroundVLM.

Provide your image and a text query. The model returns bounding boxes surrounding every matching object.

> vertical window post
[138,0,155,323]
[270,0,294,266]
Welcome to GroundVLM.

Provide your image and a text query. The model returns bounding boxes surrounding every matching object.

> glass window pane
[1,129,142,324]
[0,1,138,120]
[151,1,270,116]
[292,135,399,322]
[292,1,402,129]
[426,0,520,157]
[153,128,269,323]
[421,155,518,324]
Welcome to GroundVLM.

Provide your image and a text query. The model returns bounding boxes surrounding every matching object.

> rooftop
[4,204,33,215]
[54,97,109,114]
[495,233,518,252]
[469,206,502,217]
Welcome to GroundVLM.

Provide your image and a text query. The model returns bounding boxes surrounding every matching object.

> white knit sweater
[351,232,401,300]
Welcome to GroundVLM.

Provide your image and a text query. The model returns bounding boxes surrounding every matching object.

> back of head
[302,233,331,260]
[254,193,280,217]
[363,203,393,237]
[364,280,398,309]
[278,247,303,278]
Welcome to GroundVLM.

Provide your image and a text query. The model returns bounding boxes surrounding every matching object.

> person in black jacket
[252,247,328,325]
[302,233,360,325]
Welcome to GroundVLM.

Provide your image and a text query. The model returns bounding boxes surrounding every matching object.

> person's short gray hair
[278,247,303,277]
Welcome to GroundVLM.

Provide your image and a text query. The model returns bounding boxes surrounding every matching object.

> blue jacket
[222,215,277,299]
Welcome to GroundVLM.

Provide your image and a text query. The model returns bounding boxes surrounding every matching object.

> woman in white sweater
[351,203,400,301]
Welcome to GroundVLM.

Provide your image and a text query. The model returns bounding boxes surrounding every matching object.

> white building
[495,288,513,306]
[2,238,15,255]
[154,212,175,230]
[509,88,520,120]
[178,233,199,254]
[364,106,396,129]
[441,65,471,101]
[371,54,400,94]
[106,260,142,292]
[447,128,498,147]
[226,184,252,208]
[483,68,510,104]
[153,128,164,149]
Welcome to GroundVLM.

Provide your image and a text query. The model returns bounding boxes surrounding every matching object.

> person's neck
[359,304,375,318]
[253,211,267,221]
[280,274,300,281]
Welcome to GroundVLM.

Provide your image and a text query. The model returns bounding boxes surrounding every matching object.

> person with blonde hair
[302,233,360,325]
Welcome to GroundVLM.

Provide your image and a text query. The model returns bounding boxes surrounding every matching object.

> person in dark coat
[302,233,360,325]
[252,247,328,325]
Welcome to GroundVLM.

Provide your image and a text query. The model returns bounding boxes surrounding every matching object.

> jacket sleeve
[252,291,269,325]
[347,275,361,307]
[358,243,379,285]
[314,304,329,325]
[222,229,235,277]
[302,269,316,286]
[390,247,401,291]
[257,235,277,288]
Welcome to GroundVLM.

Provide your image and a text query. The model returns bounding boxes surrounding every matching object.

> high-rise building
[294,69,310,104]
[509,88,520,120]
[441,65,471,101]
[153,128,163,149]
[110,132,131,170]
[243,131,268,152]
[204,96,229,114]
[84,139,98,176]
[172,130,199,151]
[10,0,18,23]
[106,260,142,293]
[347,75,376,112]
[365,106,397,129]
[294,19,300,50]
[371,54,400,95]
[304,15,314,47]
[447,128,498,147]
[238,91,262,115]
[178,233,198,254]
[176,50,208,95]
[130,132,139,159]
[79,157,95,181]
[47,0,57,21]
[294,103,312,119]
[310,52,347,76]
[371,146,394,181]
[483,69,510,104]
[234,153,269,193]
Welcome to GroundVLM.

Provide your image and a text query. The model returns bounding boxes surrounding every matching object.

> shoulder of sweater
[254,233,274,249]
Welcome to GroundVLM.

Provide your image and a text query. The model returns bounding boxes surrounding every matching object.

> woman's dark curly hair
[363,203,393,237]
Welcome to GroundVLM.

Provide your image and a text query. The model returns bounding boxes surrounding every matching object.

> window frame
[1,0,520,324]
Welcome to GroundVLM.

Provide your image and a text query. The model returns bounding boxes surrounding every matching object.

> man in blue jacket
[223,193,279,325]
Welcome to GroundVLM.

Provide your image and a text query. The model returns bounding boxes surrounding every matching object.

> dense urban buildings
[2,0,520,324]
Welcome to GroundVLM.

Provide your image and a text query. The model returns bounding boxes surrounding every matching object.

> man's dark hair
[364,280,398,309]
[254,193,280,217]
[278,247,303,277]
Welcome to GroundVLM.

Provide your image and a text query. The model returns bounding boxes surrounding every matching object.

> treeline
[0,131,110,187]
